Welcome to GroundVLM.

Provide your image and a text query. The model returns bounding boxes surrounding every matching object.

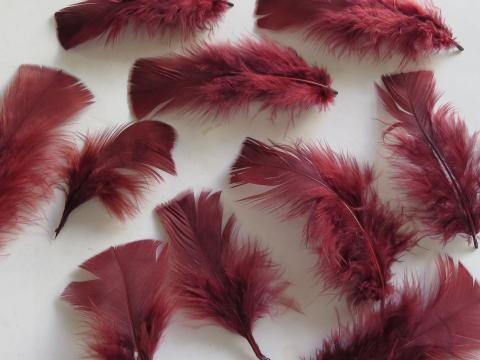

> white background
[0,1,479,359]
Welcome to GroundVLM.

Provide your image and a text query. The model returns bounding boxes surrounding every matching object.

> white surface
[0,1,479,359]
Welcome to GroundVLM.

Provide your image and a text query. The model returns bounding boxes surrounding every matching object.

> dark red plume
[312,257,480,360]
[0,65,93,250]
[230,138,415,307]
[62,240,174,360]
[129,39,336,120]
[55,0,232,50]
[55,120,176,237]
[256,0,462,63]
[156,191,296,360]
[377,71,480,248]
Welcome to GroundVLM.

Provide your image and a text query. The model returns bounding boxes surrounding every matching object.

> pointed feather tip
[454,42,464,52]
[226,1,234,7]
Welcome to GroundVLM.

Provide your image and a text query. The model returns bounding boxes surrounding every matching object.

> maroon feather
[55,0,233,50]
[230,138,415,307]
[62,240,174,360]
[129,39,336,120]
[256,0,462,63]
[156,191,295,360]
[55,120,176,236]
[311,256,480,360]
[0,65,93,250]
[377,71,480,248]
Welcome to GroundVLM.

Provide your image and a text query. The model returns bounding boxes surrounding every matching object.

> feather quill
[55,0,233,50]
[256,0,462,63]
[230,138,415,306]
[0,65,93,250]
[129,39,336,120]
[55,120,176,236]
[156,191,295,360]
[312,256,480,360]
[377,71,480,248]
[62,240,174,360]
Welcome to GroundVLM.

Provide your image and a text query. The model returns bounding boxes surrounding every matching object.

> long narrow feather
[311,257,480,360]
[377,71,480,248]
[230,138,415,307]
[256,0,462,63]
[62,240,174,360]
[0,65,93,250]
[129,39,336,120]
[156,191,295,360]
[55,0,233,50]
[55,120,176,236]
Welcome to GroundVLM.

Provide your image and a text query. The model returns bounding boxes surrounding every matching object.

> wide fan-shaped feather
[55,0,233,50]
[256,0,462,63]
[55,120,176,236]
[230,138,415,306]
[129,39,336,120]
[62,240,174,360]
[377,71,480,248]
[156,191,295,360]
[312,257,480,360]
[0,65,92,250]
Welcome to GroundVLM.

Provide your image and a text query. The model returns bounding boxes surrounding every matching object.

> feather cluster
[62,240,174,360]
[129,39,336,120]
[156,191,295,360]
[55,0,233,50]
[230,138,415,306]
[256,0,461,63]
[312,257,480,360]
[0,65,92,250]
[378,71,480,248]
[55,120,176,236]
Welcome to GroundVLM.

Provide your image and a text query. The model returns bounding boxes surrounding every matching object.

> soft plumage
[0,65,92,250]
[256,0,461,63]
[156,191,295,360]
[129,39,336,120]
[230,138,415,306]
[55,0,232,49]
[378,71,480,248]
[55,120,176,236]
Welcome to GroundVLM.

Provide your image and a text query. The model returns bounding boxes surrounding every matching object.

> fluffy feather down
[62,240,174,360]
[377,71,480,248]
[55,120,176,236]
[256,0,461,63]
[156,191,295,360]
[0,65,93,250]
[55,0,232,50]
[129,39,336,120]
[230,138,415,306]
[312,257,480,360]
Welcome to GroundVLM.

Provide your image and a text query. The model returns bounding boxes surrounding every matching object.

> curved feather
[230,138,415,306]
[129,39,336,120]
[0,65,93,250]
[256,0,461,63]
[55,0,232,50]
[156,191,295,360]
[62,240,174,360]
[377,71,480,248]
[312,257,480,360]
[55,120,176,236]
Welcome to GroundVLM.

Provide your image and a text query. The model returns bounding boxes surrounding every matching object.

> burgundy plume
[377,71,480,248]
[129,39,336,120]
[62,240,174,360]
[55,120,176,237]
[230,138,415,307]
[55,0,233,50]
[256,0,462,63]
[311,256,480,360]
[0,65,93,250]
[156,191,295,360]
